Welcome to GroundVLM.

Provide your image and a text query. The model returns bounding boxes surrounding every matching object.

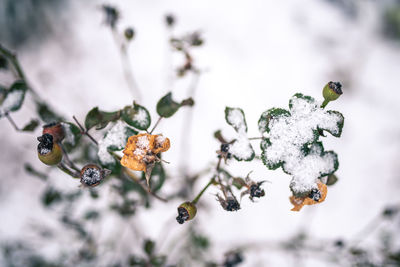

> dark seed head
[226,198,240,211]
[176,207,189,224]
[124,28,135,40]
[250,183,265,198]
[328,81,343,95]
[221,143,230,153]
[80,164,103,187]
[309,188,321,202]
[223,251,243,267]
[165,14,175,27]
[102,5,119,28]
[37,134,54,155]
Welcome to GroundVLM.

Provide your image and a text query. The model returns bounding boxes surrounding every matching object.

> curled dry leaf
[290,181,327,211]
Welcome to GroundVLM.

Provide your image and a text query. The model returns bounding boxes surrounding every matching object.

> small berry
[42,122,65,143]
[124,27,135,40]
[176,202,197,224]
[308,188,321,202]
[322,81,343,108]
[80,164,110,187]
[37,134,63,165]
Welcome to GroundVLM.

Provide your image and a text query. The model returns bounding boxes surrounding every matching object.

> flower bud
[42,122,65,143]
[80,164,110,187]
[322,81,343,107]
[176,201,197,224]
[124,27,135,40]
[37,134,63,165]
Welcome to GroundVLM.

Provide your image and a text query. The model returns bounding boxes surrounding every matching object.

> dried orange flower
[120,133,170,185]
[290,181,327,211]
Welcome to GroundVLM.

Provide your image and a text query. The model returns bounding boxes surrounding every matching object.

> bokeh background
[1,0,400,266]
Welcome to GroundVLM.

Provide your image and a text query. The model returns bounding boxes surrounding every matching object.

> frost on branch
[259,93,344,197]
[98,121,137,165]
[225,107,255,161]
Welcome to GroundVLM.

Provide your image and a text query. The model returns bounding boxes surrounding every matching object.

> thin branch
[72,116,98,146]
[57,162,80,178]
[5,113,20,131]
[149,116,163,134]
[59,143,80,172]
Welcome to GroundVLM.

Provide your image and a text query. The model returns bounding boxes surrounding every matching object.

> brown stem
[57,162,80,178]
[59,142,80,172]
[72,116,98,146]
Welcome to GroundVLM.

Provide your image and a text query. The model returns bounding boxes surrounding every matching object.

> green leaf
[84,107,121,130]
[121,102,151,130]
[156,92,181,118]
[37,103,64,123]
[24,163,48,180]
[258,108,290,134]
[326,174,338,186]
[143,239,155,256]
[0,80,27,117]
[41,187,62,207]
[21,119,39,132]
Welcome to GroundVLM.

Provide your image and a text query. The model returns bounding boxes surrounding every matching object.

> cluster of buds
[217,143,232,163]
[37,123,65,166]
[234,173,266,202]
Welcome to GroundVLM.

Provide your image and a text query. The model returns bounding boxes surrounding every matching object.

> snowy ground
[1,0,400,266]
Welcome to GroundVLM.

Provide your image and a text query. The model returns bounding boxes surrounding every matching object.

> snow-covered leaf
[258,108,290,134]
[62,122,82,150]
[0,80,27,117]
[224,107,255,161]
[121,102,151,130]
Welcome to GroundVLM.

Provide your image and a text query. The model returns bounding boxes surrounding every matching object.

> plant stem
[192,178,214,204]
[59,143,80,172]
[5,113,20,131]
[321,99,329,109]
[248,137,263,140]
[57,162,80,178]
[149,116,163,134]
[123,169,168,202]
[72,116,98,146]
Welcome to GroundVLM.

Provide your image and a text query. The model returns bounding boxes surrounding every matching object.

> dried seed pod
[42,122,65,142]
[37,134,63,165]
[176,202,197,224]
[124,27,135,40]
[80,164,110,187]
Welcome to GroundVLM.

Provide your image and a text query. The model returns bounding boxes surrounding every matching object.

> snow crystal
[0,90,24,116]
[262,95,342,194]
[98,121,129,164]
[133,108,149,129]
[134,135,150,157]
[227,108,247,133]
[155,135,166,145]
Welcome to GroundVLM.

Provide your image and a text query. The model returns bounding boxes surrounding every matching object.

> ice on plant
[133,108,150,129]
[260,94,343,195]
[98,121,130,164]
[133,135,150,157]
[0,90,24,116]
[225,107,255,161]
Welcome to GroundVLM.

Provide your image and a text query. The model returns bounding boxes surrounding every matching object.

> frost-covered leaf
[258,108,290,134]
[85,107,121,130]
[62,122,82,150]
[121,102,151,130]
[97,121,137,166]
[0,80,27,117]
[21,119,39,132]
[260,93,344,196]
[224,107,255,161]
[156,92,181,118]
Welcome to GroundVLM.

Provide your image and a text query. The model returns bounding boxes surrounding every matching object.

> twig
[149,116,163,134]
[5,113,20,131]
[72,116,98,146]
[59,143,80,172]
[123,169,168,202]
[57,162,80,178]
